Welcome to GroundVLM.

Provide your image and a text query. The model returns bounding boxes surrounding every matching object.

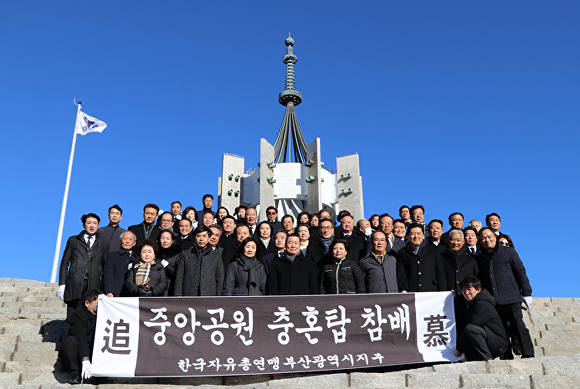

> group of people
[57,196,534,383]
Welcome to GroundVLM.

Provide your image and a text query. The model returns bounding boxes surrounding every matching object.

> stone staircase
[1,278,579,388]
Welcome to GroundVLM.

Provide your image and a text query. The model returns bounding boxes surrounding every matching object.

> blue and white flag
[75,111,107,135]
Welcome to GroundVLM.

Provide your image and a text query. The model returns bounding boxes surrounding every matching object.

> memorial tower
[218,35,364,222]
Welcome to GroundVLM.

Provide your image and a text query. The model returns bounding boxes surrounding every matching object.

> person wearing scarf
[222,238,267,296]
[124,239,168,297]
[319,238,365,294]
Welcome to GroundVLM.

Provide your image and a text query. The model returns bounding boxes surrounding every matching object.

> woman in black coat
[157,230,181,296]
[223,238,267,296]
[256,221,276,259]
[319,239,365,294]
[124,239,168,297]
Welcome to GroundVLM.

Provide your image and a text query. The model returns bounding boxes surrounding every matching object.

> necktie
[86,236,92,252]
[471,247,476,254]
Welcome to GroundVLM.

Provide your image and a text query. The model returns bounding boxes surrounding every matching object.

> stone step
[0,372,22,386]
[2,301,65,309]
[12,350,59,362]
[16,342,57,353]
[538,330,580,339]
[461,374,531,389]
[406,372,460,388]
[532,375,580,389]
[486,358,543,375]
[542,347,580,356]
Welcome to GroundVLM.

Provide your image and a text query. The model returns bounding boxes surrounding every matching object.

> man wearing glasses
[264,206,283,233]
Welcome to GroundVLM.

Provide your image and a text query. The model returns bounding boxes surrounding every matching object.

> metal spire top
[274,33,307,163]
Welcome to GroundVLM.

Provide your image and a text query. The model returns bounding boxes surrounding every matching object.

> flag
[75,111,107,135]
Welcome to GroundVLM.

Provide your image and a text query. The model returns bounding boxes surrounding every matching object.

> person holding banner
[319,238,365,294]
[58,289,100,384]
[456,276,508,361]
[124,240,168,297]
[223,237,268,296]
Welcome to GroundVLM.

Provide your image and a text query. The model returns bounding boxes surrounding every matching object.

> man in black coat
[103,231,137,297]
[177,218,195,251]
[477,227,534,359]
[59,213,108,326]
[455,276,508,361]
[173,226,224,296]
[335,213,366,261]
[59,289,100,384]
[267,235,318,295]
[397,223,446,292]
[222,224,251,271]
[128,203,162,243]
[97,204,126,253]
[261,230,287,275]
[441,229,479,336]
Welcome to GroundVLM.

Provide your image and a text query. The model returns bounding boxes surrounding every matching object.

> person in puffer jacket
[319,238,365,294]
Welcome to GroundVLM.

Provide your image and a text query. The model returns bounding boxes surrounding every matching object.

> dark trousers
[496,302,535,358]
[59,336,80,375]
[460,324,493,361]
[62,298,84,338]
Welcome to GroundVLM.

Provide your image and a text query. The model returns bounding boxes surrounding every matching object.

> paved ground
[1,278,579,388]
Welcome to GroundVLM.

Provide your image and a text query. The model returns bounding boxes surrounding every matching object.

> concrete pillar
[336,153,364,221]
[259,138,275,222]
[306,138,322,215]
[219,153,245,215]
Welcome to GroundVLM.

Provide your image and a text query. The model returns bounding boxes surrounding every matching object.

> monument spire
[274,33,307,163]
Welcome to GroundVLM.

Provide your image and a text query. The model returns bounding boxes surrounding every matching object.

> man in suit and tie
[379,213,405,253]
[58,213,109,330]
[246,207,259,237]
[178,218,195,250]
[103,231,137,297]
[464,226,480,255]
[337,213,366,260]
[128,203,162,243]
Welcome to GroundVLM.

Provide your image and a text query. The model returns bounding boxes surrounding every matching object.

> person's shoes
[69,375,81,385]
[521,355,535,359]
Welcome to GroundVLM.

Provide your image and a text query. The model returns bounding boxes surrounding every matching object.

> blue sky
[1,1,578,297]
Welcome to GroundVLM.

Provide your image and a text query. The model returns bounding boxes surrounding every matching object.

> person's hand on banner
[161,260,169,268]
[81,359,92,379]
[58,285,65,301]
[523,296,533,308]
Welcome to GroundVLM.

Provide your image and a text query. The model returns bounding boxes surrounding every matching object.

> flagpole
[50,101,82,283]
